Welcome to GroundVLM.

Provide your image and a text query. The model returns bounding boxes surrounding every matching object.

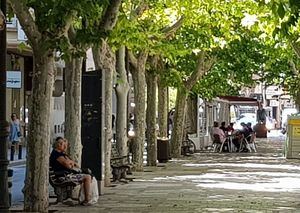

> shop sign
[293,126,300,137]
[6,71,22,88]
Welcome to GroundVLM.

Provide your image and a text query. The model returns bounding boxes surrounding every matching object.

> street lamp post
[0,0,10,210]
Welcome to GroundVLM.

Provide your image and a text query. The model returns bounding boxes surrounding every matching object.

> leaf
[289,0,300,7]
[277,3,285,19]
[17,42,29,53]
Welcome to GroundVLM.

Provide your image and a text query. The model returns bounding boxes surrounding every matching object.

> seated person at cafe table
[227,122,234,133]
[212,121,227,143]
[220,121,228,134]
[240,122,252,141]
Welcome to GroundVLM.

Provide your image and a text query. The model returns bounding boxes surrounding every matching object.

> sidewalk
[12,134,300,212]
[8,147,26,167]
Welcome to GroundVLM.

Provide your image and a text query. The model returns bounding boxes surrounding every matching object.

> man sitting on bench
[50,137,92,206]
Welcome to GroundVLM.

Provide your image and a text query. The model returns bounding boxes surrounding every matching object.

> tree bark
[129,52,148,171]
[23,52,55,212]
[170,87,188,158]
[115,46,130,156]
[146,70,157,166]
[93,41,114,186]
[90,0,121,187]
[8,1,78,211]
[64,57,83,163]
[157,76,168,139]
[185,95,197,135]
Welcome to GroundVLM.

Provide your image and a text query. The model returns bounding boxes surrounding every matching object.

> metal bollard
[8,169,13,207]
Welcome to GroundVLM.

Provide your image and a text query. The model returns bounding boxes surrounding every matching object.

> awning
[216,96,258,106]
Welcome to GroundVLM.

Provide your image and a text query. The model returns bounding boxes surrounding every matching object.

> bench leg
[112,167,128,182]
[55,187,64,203]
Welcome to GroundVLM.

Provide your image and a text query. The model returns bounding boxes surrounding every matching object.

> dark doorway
[81,70,103,181]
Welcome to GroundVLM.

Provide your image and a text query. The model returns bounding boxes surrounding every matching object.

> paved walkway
[8,146,27,166]
[12,134,300,212]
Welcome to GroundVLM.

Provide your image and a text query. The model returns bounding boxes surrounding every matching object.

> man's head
[241,122,246,128]
[213,121,219,127]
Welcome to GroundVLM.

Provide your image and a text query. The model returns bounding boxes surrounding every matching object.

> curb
[9,159,26,167]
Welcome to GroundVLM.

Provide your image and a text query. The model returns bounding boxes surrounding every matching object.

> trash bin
[157,137,169,163]
[254,123,267,138]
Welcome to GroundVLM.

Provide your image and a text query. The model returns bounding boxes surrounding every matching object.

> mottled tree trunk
[146,71,157,166]
[24,52,55,212]
[64,57,83,163]
[169,53,215,156]
[170,88,188,158]
[103,64,113,187]
[157,78,168,138]
[185,95,197,136]
[130,59,147,171]
[115,46,130,156]
[291,43,300,111]
[93,41,114,186]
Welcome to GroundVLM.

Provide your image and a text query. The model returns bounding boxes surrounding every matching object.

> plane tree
[8,0,102,211]
[109,0,186,169]
[158,0,267,157]
[261,0,300,107]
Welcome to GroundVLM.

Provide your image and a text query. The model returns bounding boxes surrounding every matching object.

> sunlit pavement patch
[153,171,300,192]
[183,163,300,171]
[237,156,284,160]
[196,177,300,192]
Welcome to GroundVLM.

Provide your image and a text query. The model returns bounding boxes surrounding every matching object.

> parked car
[234,113,276,131]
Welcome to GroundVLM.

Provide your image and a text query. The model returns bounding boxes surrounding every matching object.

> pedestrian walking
[9,113,22,161]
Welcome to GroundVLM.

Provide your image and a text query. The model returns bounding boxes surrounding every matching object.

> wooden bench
[49,167,80,203]
[111,144,132,183]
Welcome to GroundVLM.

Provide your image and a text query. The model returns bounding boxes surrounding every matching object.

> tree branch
[130,1,149,19]
[291,42,300,59]
[68,25,76,43]
[59,14,74,38]
[162,16,184,38]
[138,50,149,67]
[8,0,41,48]
[92,46,102,70]
[185,52,215,90]
[289,60,299,75]
[127,50,138,70]
[100,0,122,31]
